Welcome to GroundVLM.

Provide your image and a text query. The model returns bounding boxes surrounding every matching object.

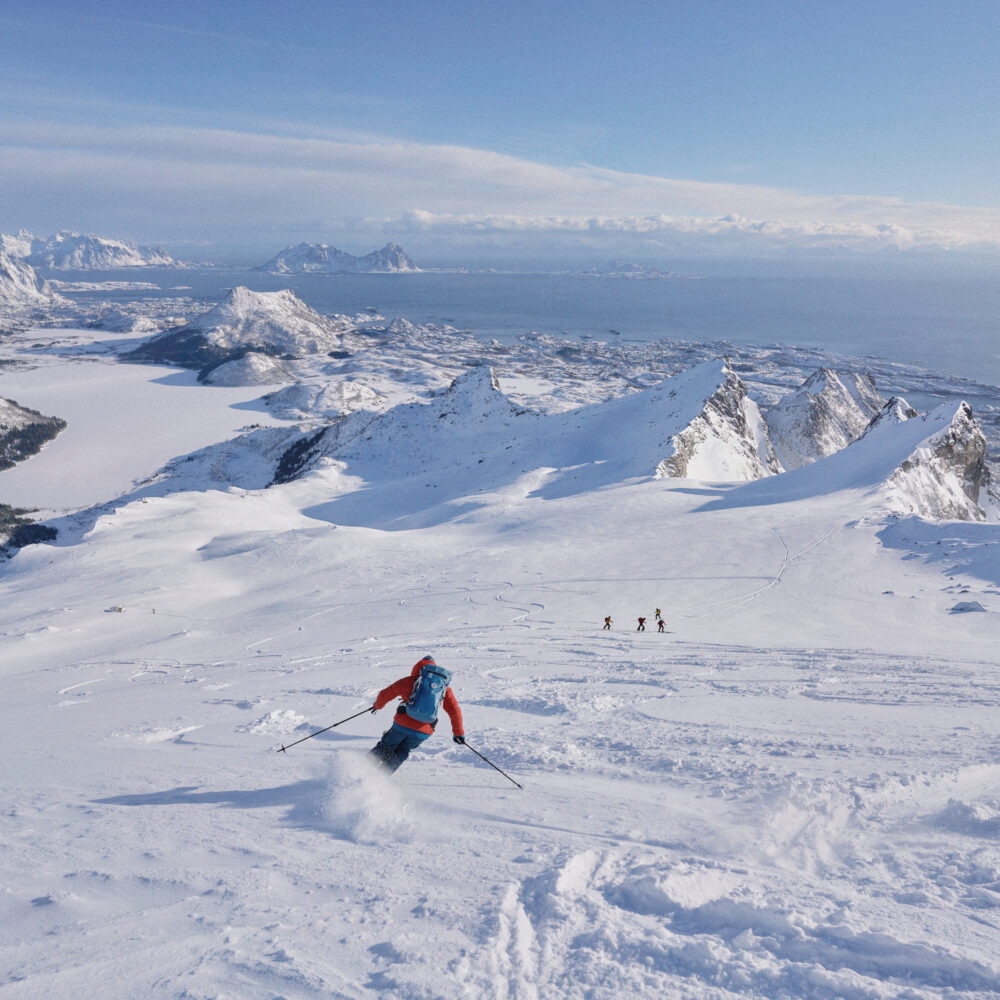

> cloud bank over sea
[2,120,998,259]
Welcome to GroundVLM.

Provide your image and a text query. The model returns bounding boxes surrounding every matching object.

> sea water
[54,256,1000,388]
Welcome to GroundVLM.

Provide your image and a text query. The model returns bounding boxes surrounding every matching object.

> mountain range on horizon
[0,229,422,275]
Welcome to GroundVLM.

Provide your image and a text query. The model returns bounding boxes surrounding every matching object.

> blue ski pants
[370,722,430,773]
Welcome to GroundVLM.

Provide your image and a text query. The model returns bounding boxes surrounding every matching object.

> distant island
[256,242,419,275]
[580,260,673,279]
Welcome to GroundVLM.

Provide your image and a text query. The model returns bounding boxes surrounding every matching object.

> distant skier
[370,655,465,773]
[603,615,613,630]
[655,608,662,620]
[637,617,646,631]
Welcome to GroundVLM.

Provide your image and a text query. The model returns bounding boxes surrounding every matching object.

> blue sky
[2,1,999,261]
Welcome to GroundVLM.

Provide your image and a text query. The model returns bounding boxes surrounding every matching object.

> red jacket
[374,656,464,737]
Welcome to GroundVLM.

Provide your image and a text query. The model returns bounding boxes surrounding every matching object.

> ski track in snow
[5,618,1000,999]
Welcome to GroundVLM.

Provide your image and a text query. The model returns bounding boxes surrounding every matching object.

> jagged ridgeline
[257,360,991,523]
[105,276,994,527]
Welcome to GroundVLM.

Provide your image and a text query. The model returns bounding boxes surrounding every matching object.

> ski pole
[461,740,524,789]
[276,706,375,753]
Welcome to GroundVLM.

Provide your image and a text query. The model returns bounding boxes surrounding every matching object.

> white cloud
[1,120,999,256]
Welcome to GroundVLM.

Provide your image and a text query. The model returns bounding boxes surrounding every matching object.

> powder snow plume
[320,751,416,844]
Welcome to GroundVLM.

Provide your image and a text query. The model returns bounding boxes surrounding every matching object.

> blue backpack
[406,661,453,723]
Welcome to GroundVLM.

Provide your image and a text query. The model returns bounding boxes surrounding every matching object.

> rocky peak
[885,401,991,520]
[767,367,885,470]
[863,396,920,435]
[656,360,781,481]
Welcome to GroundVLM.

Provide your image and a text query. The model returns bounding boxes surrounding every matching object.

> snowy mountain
[767,367,885,470]
[0,228,35,258]
[7,229,176,269]
[258,241,419,274]
[0,250,65,311]
[124,286,357,373]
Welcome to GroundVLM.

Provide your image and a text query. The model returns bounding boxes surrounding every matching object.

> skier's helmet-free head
[410,654,438,676]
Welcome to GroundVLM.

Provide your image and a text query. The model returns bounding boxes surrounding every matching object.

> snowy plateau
[2,253,1000,1000]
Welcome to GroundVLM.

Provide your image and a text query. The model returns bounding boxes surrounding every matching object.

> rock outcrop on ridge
[653,360,781,480]
[882,400,991,520]
[729,392,993,521]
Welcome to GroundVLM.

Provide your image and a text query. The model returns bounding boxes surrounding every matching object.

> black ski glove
[453,735,466,744]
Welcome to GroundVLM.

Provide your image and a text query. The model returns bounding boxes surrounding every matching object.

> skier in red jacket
[370,655,465,773]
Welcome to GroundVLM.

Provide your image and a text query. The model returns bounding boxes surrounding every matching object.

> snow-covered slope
[125,287,356,372]
[199,351,294,387]
[767,367,884,470]
[264,379,385,420]
[2,316,1000,998]
[258,241,419,274]
[0,332,1000,1000]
